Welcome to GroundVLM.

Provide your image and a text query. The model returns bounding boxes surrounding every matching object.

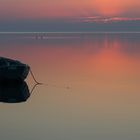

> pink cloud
[73,16,140,23]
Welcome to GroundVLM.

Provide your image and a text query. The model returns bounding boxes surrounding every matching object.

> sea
[0,32,140,140]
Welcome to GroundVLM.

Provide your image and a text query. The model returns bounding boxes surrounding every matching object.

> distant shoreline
[0,31,140,34]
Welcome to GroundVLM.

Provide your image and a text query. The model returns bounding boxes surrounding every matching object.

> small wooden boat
[0,57,30,81]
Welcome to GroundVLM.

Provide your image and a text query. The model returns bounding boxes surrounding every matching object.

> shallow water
[0,33,140,140]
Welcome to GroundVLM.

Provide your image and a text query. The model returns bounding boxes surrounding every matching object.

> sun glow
[90,0,139,16]
[94,0,122,16]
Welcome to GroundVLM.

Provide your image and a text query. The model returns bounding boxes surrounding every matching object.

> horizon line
[0,31,140,34]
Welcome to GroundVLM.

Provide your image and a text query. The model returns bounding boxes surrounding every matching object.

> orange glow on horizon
[94,0,122,16]
[90,0,140,16]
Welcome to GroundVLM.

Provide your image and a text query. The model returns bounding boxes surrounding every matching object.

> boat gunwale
[0,64,29,69]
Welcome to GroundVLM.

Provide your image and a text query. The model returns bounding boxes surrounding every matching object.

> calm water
[0,33,140,140]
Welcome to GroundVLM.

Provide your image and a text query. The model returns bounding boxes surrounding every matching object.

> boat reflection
[0,81,30,103]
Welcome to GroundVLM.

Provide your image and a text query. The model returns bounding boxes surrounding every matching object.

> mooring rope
[29,69,43,85]
[29,68,71,90]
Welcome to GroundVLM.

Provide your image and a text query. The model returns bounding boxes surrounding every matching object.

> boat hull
[0,65,30,82]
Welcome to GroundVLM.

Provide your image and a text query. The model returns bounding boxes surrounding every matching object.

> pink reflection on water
[0,34,140,139]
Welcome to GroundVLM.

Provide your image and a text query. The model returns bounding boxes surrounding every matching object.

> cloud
[73,16,140,23]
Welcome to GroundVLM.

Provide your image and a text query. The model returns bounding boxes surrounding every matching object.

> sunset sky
[0,0,140,31]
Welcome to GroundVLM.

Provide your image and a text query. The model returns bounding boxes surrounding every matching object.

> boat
[0,57,30,81]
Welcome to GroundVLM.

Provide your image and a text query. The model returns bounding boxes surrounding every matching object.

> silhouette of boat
[0,81,30,103]
[0,57,30,81]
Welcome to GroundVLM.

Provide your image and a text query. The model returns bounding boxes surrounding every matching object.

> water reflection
[0,81,30,103]
[0,33,140,140]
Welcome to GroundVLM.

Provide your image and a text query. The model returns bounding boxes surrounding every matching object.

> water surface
[0,33,140,140]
